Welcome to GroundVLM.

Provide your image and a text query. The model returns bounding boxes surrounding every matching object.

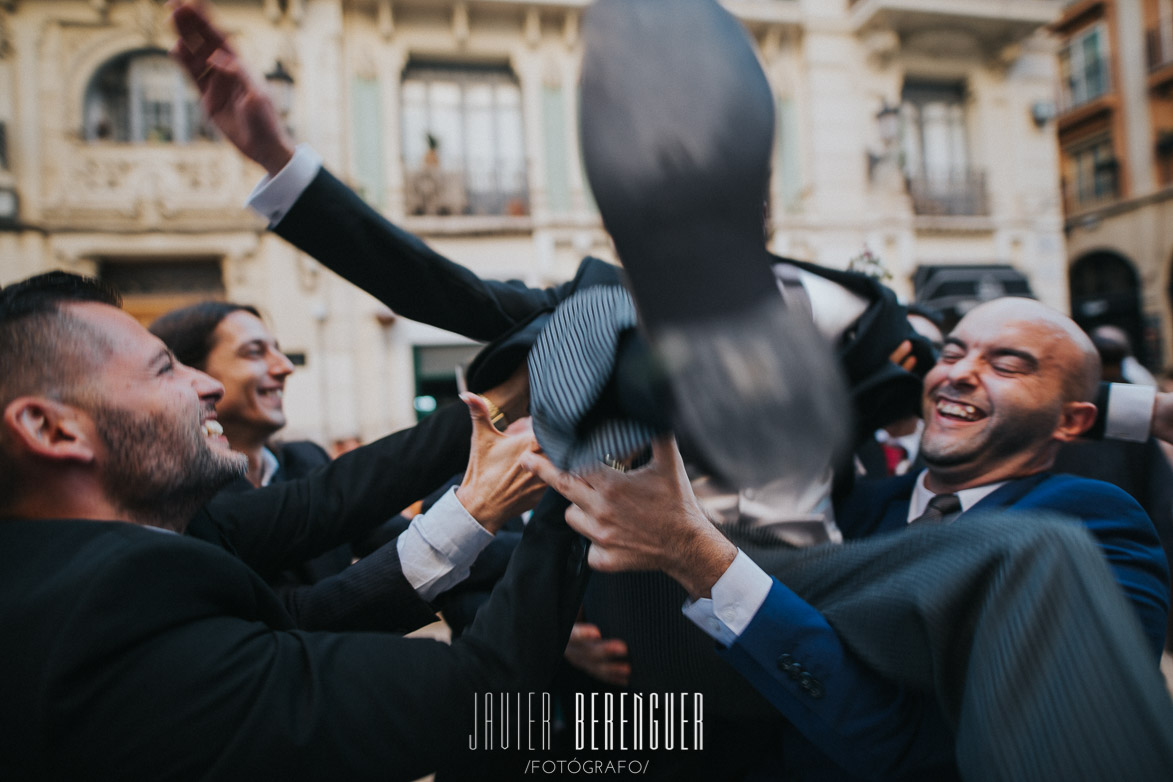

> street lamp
[868,102,903,182]
[876,102,901,150]
[265,60,295,133]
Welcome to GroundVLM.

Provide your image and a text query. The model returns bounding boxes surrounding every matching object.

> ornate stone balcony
[38,141,263,232]
[849,0,1064,53]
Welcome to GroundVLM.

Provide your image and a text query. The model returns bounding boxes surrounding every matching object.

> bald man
[526,298,1171,780]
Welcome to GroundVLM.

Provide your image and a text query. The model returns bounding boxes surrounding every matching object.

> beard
[91,404,246,531]
[920,399,1061,475]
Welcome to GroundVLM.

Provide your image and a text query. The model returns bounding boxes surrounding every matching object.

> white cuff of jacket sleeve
[396,487,494,602]
[681,550,773,647]
[1104,383,1156,442]
[246,143,323,226]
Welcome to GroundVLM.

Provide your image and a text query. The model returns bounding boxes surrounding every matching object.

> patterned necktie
[910,493,962,525]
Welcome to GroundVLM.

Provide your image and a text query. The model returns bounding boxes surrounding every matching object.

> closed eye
[992,360,1031,375]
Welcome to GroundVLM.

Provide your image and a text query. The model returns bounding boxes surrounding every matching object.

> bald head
[919,297,1103,491]
[961,298,1100,403]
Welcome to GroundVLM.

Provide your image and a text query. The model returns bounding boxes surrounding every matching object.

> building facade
[1056,0,1173,371]
[0,0,1068,446]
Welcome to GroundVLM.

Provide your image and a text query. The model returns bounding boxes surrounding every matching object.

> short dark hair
[149,301,261,371]
[0,272,123,501]
[0,271,121,401]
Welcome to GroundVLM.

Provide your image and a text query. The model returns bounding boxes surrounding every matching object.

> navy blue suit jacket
[720,471,1170,780]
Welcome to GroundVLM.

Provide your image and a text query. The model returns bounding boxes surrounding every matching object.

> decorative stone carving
[524,8,540,48]
[563,11,578,49]
[861,28,899,70]
[134,0,169,47]
[0,9,12,59]
[377,0,394,40]
[44,143,257,228]
[453,2,468,46]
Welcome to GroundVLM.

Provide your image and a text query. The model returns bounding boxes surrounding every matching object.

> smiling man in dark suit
[525,295,1172,781]
[0,272,586,781]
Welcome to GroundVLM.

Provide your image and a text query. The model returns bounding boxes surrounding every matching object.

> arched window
[83,49,213,143]
[1070,251,1147,364]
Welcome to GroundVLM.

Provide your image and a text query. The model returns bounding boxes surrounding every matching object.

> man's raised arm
[170,0,581,341]
[171,1,294,175]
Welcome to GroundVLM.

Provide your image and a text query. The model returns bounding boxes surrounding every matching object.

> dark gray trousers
[588,513,1173,781]
[748,512,1173,781]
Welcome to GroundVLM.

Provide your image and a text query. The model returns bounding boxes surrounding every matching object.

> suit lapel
[840,473,919,538]
[848,472,1054,538]
[966,473,1053,516]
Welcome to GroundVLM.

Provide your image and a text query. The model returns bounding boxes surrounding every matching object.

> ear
[2,397,98,465]
[1053,400,1098,443]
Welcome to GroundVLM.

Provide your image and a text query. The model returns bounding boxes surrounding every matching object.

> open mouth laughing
[934,397,987,423]
[257,387,284,406]
[200,413,229,448]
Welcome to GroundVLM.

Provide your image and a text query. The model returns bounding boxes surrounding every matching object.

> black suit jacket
[0,403,587,781]
[216,441,356,595]
[276,168,924,434]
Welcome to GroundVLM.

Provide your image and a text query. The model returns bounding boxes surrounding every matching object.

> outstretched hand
[169,0,295,175]
[521,437,736,599]
[564,622,631,687]
[455,393,546,533]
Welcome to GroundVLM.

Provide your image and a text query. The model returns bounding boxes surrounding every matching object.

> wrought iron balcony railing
[907,169,989,216]
[404,165,530,218]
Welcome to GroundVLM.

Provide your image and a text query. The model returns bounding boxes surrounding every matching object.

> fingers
[460,392,498,434]
[586,543,619,573]
[171,1,239,89]
[571,623,601,642]
[889,339,917,371]
[564,623,631,686]
[172,1,231,58]
[595,662,632,687]
[564,503,604,544]
[520,451,598,509]
[648,434,685,474]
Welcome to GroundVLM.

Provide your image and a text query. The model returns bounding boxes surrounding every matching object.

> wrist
[1154,391,1172,443]
[454,485,504,534]
[666,521,737,600]
[258,142,296,178]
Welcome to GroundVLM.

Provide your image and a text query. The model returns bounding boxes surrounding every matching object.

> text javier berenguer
[469,692,703,752]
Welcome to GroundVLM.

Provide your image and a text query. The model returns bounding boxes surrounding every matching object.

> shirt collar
[906,470,1007,524]
[259,446,280,487]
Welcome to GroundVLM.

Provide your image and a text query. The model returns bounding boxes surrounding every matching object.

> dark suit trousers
[738,511,1173,782]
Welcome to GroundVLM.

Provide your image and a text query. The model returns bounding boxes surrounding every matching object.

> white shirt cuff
[1104,383,1156,442]
[681,550,773,646]
[395,487,494,602]
[246,143,323,226]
